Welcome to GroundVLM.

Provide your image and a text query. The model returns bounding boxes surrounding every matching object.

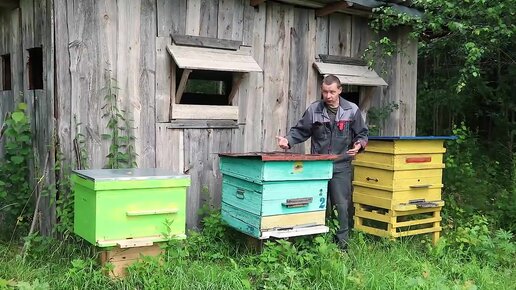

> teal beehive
[219,153,337,239]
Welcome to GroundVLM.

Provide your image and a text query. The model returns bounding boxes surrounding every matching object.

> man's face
[321,82,342,108]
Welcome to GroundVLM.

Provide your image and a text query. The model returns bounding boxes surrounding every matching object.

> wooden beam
[167,119,239,129]
[171,104,238,120]
[250,0,266,7]
[228,73,244,105]
[316,1,353,17]
[171,34,242,51]
[175,69,192,104]
[319,54,367,66]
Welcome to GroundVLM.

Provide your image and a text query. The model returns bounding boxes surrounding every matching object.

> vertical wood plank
[315,15,329,58]
[138,0,157,167]
[155,123,184,173]
[261,3,293,151]
[0,12,7,54]
[97,0,119,168]
[217,0,245,41]
[183,129,208,229]
[199,0,218,38]
[155,36,171,122]
[33,0,45,47]
[10,8,23,103]
[38,0,56,235]
[186,0,201,36]
[287,7,310,154]
[231,0,245,41]
[21,0,34,49]
[241,0,255,46]
[157,0,186,37]
[328,13,351,57]
[397,26,417,136]
[232,1,265,153]
[184,128,232,228]
[380,30,399,136]
[207,129,232,208]
[305,9,317,154]
[230,1,255,152]
[54,0,71,168]
[21,0,34,124]
[217,0,233,40]
[351,15,372,58]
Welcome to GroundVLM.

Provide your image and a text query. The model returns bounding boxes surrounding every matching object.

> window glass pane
[185,79,226,95]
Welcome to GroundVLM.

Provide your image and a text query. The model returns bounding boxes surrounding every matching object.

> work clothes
[285,97,368,245]
[285,97,368,172]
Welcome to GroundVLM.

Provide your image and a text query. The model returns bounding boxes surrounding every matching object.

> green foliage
[433,213,515,269]
[54,116,90,237]
[72,115,88,170]
[101,76,137,169]
[0,103,33,237]
[443,123,515,231]
[53,153,73,237]
[366,0,515,233]
[0,212,515,289]
[0,278,49,290]
[366,101,399,136]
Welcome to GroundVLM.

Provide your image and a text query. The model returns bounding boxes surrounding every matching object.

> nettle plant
[101,76,137,169]
[0,103,33,232]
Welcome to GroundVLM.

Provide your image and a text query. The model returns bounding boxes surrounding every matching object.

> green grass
[1,214,514,290]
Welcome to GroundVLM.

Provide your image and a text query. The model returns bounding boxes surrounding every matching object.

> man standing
[276,74,368,249]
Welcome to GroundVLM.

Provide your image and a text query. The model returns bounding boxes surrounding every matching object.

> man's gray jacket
[285,97,368,172]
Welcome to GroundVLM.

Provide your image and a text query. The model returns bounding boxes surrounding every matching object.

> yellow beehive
[352,136,454,244]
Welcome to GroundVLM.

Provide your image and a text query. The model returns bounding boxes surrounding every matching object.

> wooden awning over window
[313,62,387,87]
[167,44,262,73]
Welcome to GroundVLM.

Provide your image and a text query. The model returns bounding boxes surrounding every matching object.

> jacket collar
[317,97,352,122]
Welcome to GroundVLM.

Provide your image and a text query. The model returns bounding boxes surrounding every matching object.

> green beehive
[72,169,190,248]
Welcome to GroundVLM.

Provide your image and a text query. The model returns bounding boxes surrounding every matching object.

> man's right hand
[276,136,290,150]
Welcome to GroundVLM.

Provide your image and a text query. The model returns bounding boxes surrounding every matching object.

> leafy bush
[0,103,33,237]
[443,123,515,231]
[437,214,515,267]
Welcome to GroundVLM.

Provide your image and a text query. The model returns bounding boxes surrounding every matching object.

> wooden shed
[0,0,420,234]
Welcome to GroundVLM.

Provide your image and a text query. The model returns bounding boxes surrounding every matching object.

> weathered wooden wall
[0,8,22,147]
[55,0,157,171]
[1,0,418,231]
[0,0,55,235]
[153,0,417,228]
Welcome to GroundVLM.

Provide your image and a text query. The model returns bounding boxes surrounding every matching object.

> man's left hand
[346,143,361,156]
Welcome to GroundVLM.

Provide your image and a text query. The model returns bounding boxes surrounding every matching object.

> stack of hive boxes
[219,153,337,239]
[72,168,190,277]
[352,137,453,244]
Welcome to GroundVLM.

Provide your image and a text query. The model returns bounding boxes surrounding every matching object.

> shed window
[28,47,43,90]
[314,56,388,125]
[1,54,11,91]
[167,40,261,120]
[178,69,233,106]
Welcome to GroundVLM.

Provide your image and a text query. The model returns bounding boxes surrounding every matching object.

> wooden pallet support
[99,244,163,278]
[354,202,442,245]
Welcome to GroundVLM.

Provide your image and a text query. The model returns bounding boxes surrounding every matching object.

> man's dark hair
[322,74,341,88]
